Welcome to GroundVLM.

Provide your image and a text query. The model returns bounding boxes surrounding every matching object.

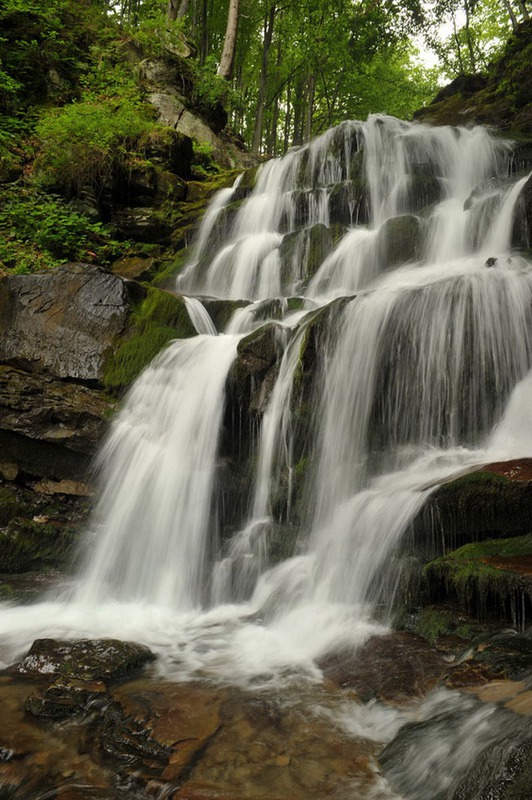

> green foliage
[34,97,156,197]
[103,287,197,393]
[123,8,187,58]
[0,0,104,112]
[425,535,532,609]
[0,518,77,573]
[0,185,124,271]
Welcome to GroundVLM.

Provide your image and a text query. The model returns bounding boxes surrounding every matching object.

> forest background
[0,0,530,274]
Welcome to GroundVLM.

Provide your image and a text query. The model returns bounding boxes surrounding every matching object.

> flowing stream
[1,115,532,798]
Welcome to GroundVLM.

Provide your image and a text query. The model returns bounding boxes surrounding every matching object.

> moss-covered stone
[0,518,79,573]
[0,486,31,526]
[103,286,197,394]
[424,535,532,625]
[377,214,423,269]
[415,21,532,137]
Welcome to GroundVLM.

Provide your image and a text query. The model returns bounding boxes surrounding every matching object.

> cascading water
[1,114,532,798]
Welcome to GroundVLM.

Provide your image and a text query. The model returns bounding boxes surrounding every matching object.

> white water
[1,115,532,796]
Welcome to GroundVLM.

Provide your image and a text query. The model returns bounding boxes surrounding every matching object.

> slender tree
[218,0,240,79]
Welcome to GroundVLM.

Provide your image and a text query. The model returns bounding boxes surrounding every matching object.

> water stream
[1,115,532,797]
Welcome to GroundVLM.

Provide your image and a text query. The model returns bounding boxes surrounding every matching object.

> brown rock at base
[34,479,94,497]
[319,632,449,703]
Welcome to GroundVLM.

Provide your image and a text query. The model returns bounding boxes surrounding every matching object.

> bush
[34,96,157,197]
[0,185,124,271]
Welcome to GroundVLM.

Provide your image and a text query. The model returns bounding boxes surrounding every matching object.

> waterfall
[1,115,531,692]
[75,334,241,609]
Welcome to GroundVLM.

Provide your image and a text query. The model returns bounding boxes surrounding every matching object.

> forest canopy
[0,0,529,271]
[1,0,529,158]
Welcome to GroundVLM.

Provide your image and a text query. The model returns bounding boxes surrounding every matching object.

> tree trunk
[292,74,306,146]
[199,0,208,66]
[167,0,179,21]
[502,0,518,28]
[283,80,292,154]
[252,3,276,155]
[304,72,315,143]
[517,0,530,20]
[169,0,191,20]
[463,0,477,72]
[452,16,465,75]
[218,0,240,80]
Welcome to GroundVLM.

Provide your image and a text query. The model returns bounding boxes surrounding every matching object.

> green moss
[425,534,532,612]
[151,249,189,287]
[446,470,510,488]
[0,519,79,574]
[415,607,456,643]
[0,487,31,526]
[103,286,196,393]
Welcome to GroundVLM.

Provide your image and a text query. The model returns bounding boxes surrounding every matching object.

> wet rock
[11,638,155,682]
[0,264,131,382]
[0,518,80,574]
[0,462,18,481]
[97,680,225,783]
[328,180,369,226]
[25,676,108,719]
[377,214,423,269]
[0,366,113,455]
[279,224,334,290]
[111,255,158,281]
[380,690,532,800]
[111,206,174,243]
[201,298,250,332]
[407,171,443,212]
[319,632,449,703]
[232,323,284,415]
[412,465,532,561]
[33,479,94,497]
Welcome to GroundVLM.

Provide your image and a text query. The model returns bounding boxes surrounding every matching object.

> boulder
[149,91,234,170]
[14,638,156,720]
[0,264,131,382]
[111,206,175,243]
[12,638,155,681]
[0,365,112,453]
[377,214,423,269]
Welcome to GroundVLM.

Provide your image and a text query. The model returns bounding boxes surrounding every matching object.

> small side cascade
[183,296,218,335]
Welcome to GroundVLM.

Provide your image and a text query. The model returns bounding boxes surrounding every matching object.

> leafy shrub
[0,185,124,271]
[34,96,157,196]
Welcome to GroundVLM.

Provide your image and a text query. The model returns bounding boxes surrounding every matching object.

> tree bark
[168,0,190,20]
[252,3,276,155]
[218,0,240,80]
[304,72,315,143]
[500,0,518,28]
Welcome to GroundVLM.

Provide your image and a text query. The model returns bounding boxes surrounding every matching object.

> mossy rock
[186,170,241,204]
[0,518,79,573]
[201,298,249,332]
[103,286,197,394]
[415,21,532,136]
[0,487,31,526]
[411,469,532,561]
[424,534,532,624]
[377,214,423,269]
[279,223,333,290]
